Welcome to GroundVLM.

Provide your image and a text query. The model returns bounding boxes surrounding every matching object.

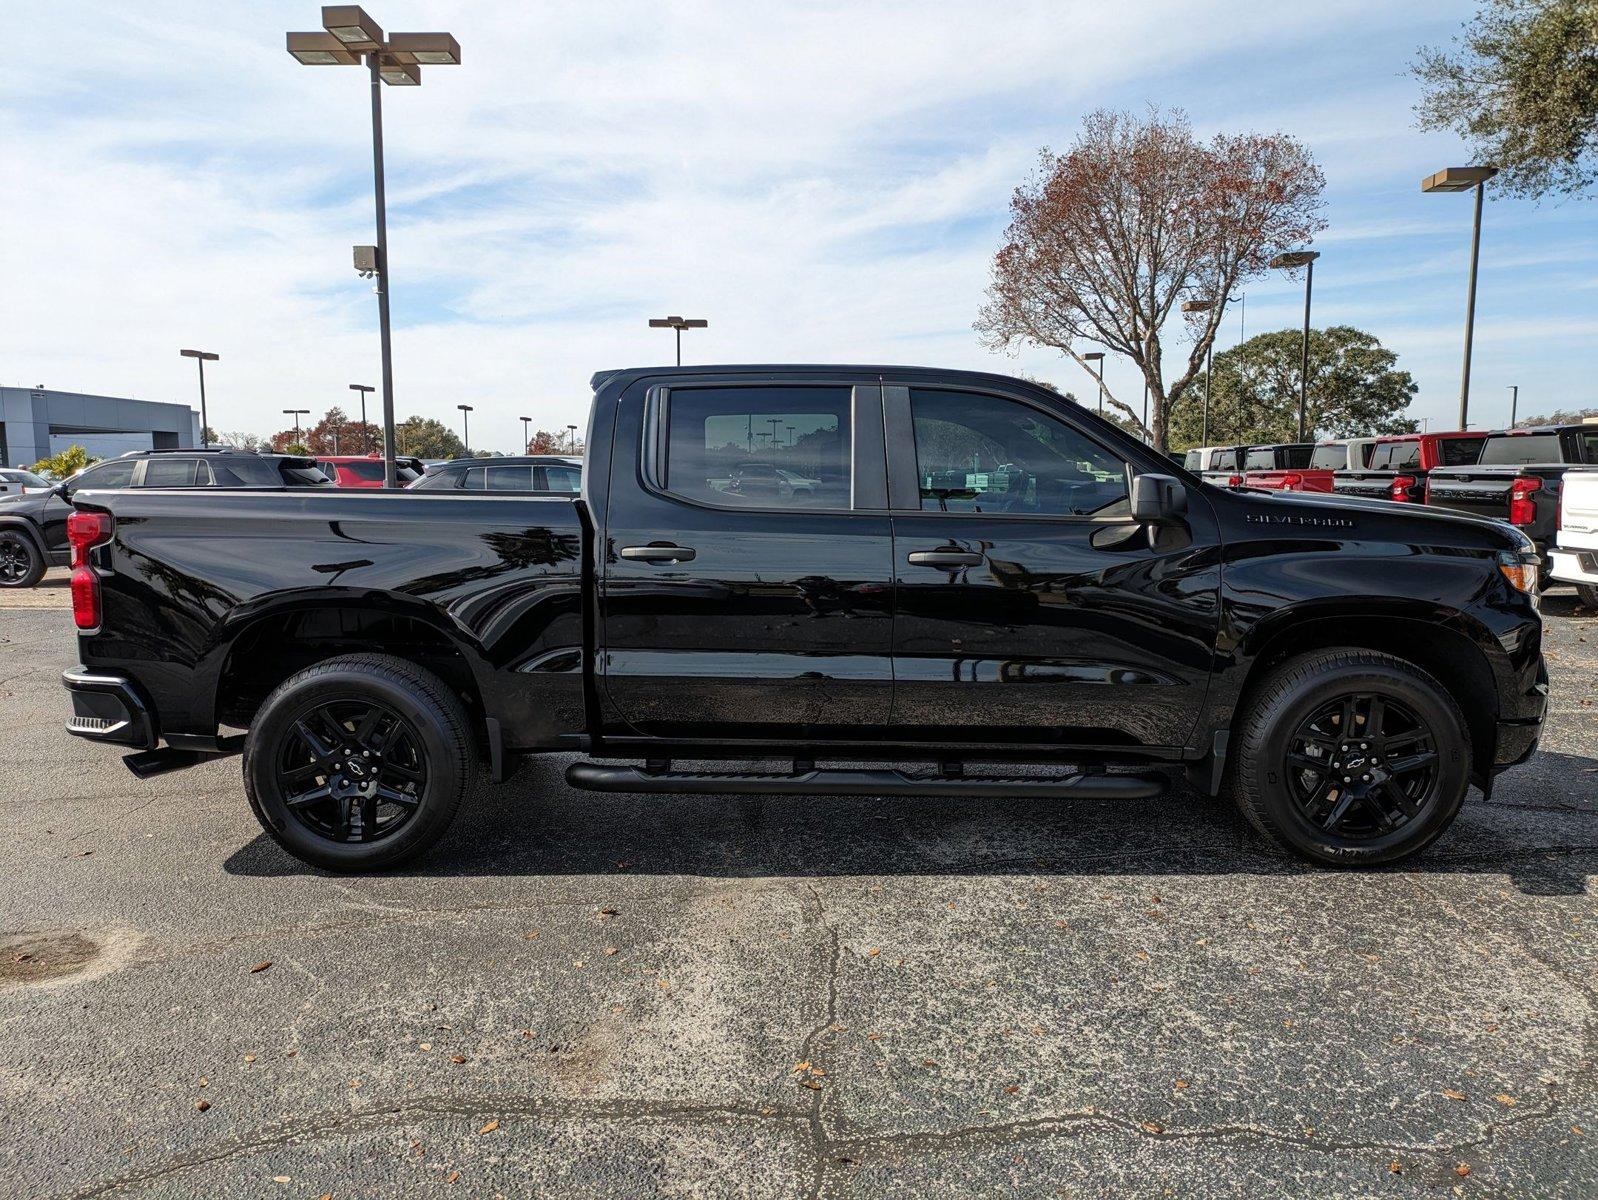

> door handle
[907,549,982,568]
[620,543,696,563]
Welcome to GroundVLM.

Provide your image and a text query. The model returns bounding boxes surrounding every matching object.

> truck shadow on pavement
[223,751,1598,896]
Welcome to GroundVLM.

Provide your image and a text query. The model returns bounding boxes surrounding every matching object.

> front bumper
[62,666,156,748]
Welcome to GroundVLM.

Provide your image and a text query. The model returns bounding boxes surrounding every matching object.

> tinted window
[395,464,422,484]
[540,464,582,493]
[1282,445,1313,469]
[1309,444,1345,470]
[1183,450,1202,471]
[278,461,334,487]
[1211,449,1238,471]
[141,458,199,487]
[462,466,486,489]
[664,386,851,509]
[1479,433,1562,465]
[345,460,387,482]
[909,388,1128,516]
[486,465,535,491]
[1245,448,1276,471]
[75,460,136,490]
[1370,441,1421,470]
[1579,432,1598,464]
[409,469,461,490]
[2,471,52,488]
[1439,437,1485,467]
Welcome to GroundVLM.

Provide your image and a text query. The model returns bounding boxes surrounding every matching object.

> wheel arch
[1232,603,1501,783]
[210,591,494,753]
[0,516,49,558]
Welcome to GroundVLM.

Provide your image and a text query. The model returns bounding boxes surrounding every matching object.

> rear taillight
[66,511,113,631]
[1227,474,1243,488]
[1508,476,1542,526]
[1279,472,1304,492]
[1390,474,1416,502]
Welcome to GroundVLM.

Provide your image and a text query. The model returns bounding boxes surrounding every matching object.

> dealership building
[0,385,200,468]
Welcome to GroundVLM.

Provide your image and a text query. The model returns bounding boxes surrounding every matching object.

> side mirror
[1130,473,1188,523]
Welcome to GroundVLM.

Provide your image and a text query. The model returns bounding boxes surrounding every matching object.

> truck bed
[72,487,590,752]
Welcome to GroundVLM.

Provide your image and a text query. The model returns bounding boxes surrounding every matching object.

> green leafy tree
[32,444,100,478]
[394,416,466,459]
[1518,405,1598,425]
[1413,1,1598,198]
[1168,326,1418,449]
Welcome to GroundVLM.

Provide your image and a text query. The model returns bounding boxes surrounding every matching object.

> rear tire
[243,654,475,871]
[1231,650,1471,866]
[1576,582,1598,609]
[0,530,44,588]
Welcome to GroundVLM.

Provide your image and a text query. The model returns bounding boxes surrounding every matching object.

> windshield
[1479,433,1562,465]
[2,471,51,489]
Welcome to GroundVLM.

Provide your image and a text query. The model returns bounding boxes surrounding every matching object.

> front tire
[1576,582,1598,609]
[243,654,476,871]
[1231,650,1471,865]
[0,530,44,588]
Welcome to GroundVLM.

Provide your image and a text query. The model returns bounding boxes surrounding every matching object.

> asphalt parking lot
[2,572,1594,1198]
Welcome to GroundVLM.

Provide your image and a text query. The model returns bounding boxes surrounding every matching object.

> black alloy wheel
[275,698,429,845]
[244,654,474,871]
[1231,649,1471,865]
[1283,692,1439,839]
[0,532,43,587]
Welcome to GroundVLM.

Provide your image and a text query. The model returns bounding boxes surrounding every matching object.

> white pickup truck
[1550,467,1598,606]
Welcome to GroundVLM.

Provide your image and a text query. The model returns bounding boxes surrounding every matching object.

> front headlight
[1496,549,1540,603]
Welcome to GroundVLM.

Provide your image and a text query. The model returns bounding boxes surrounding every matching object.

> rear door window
[663,386,852,510]
[485,465,535,491]
[539,464,582,493]
[141,458,200,487]
[75,460,137,489]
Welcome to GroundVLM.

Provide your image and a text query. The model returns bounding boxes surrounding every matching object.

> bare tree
[977,108,1327,450]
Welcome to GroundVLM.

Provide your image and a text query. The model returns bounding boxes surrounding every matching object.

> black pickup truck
[1424,424,1598,577]
[61,366,1547,871]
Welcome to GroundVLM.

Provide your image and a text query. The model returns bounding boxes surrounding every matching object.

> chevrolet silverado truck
[1425,424,1598,580]
[61,366,1547,871]
[1333,431,1485,506]
[1549,466,1598,607]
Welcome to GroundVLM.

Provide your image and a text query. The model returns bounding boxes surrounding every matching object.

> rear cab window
[1479,433,1562,466]
[1211,449,1238,472]
[1370,441,1421,471]
[1183,450,1202,471]
[1309,445,1345,471]
[1245,448,1276,472]
[1438,437,1485,467]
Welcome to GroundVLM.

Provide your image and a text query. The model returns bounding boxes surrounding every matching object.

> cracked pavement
[0,585,1594,1198]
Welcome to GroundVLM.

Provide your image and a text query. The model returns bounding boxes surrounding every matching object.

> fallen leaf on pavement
[1140,1121,1163,1134]
[249,961,272,973]
[1455,1163,1471,1177]
[194,1099,210,1112]
[479,1119,499,1134]
[447,1170,460,1183]
[1495,1093,1516,1106]
[450,1055,467,1064]
[1388,1161,1402,1174]
[1442,1088,1467,1101]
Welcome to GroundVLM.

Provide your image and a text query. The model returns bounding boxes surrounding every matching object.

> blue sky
[1,1,1592,449]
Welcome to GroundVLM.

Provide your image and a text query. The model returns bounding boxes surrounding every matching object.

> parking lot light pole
[457,404,473,455]
[284,409,310,444]
[179,349,219,448]
[1423,166,1498,432]
[1081,352,1105,412]
[1508,385,1518,427]
[349,383,374,452]
[520,416,531,452]
[1269,251,1320,442]
[287,9,461,488]
[648,315,708,365]
[567,424,578,453]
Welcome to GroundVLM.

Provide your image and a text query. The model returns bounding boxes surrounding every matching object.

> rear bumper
[62,666,156,748]
[1550,547,1598,586]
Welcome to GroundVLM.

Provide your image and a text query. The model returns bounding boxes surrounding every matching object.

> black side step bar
[566,762,1166,800]
[122,744,239,779]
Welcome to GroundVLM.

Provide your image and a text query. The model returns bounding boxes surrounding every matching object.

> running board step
[565,763,1166,799]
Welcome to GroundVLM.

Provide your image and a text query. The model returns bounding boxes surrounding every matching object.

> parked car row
[1186,421,1598,584]
[0,448,587,588]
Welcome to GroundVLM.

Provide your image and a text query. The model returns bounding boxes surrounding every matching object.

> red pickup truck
[1237,443,1320,491]
[1333,432,1486,504]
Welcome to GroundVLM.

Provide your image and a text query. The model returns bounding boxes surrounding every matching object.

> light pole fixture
[284,409,311,441]
[349,383,375,452]
[520,416,532,452]
[566,423,578,453]
[457,403,473,455]
[179,349,219,448]
[1423,166,1498,432]
[287,7,461,487]
[1269,251,1320,442]
[1508,385,1519,427]
[647,315,708,365]
[1081,352,1106,412]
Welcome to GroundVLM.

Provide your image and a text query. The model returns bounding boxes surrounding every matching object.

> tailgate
[1561,470,1598,535]
[1334,472,1395,501]
[1425,469,1515,519]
